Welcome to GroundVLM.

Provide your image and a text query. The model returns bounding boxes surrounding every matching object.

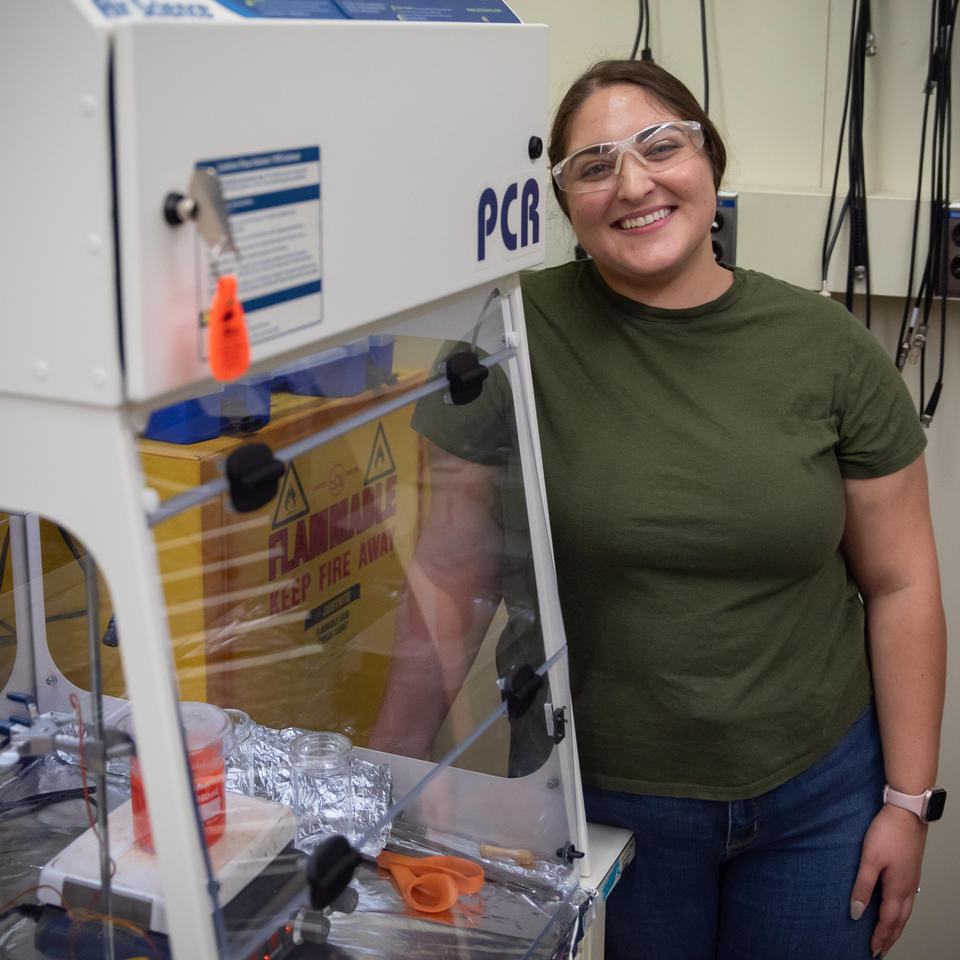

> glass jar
[288,731,353,853]
[223,707,256,796]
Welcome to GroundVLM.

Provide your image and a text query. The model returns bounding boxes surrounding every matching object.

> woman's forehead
[566,84,674,152]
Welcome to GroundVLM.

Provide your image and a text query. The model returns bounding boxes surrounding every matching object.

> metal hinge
[544,703,567,744]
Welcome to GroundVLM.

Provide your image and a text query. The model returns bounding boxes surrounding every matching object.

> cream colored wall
[508,1,959,955]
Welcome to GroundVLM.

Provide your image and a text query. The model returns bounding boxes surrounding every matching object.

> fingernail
[850,900,865,920]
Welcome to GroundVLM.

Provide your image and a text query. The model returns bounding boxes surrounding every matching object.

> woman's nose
[615,150,655,198]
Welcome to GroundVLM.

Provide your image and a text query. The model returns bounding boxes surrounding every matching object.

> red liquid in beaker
[129,728,227,852]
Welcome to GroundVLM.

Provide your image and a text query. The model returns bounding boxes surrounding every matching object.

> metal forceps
[375,850,484,914]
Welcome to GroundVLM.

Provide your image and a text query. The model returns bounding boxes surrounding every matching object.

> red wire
[68,907,164,960]
[0,883,67,915]
[67,693,115,876]
[68,694,98,835]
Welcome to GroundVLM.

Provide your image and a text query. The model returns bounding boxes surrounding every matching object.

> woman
[375,60,946,960]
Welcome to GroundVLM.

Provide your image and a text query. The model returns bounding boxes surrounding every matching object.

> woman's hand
[849,804,927,958]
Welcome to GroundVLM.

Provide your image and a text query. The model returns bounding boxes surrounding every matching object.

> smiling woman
[396,60,945,960]
[382,58,945,960]
[506,58,944,960]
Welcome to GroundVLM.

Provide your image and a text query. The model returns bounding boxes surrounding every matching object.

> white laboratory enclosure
[0,2,596,959]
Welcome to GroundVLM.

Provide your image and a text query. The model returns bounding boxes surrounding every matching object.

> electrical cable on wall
[821,0,874,327]
[895,0,957,427]
[699,0,710,114]
[630,0,653,61]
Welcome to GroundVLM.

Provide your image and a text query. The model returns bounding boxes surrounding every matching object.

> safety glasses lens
[554,122,704,193]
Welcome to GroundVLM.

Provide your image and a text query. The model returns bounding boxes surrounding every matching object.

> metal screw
[45,675,58,686]
[547,777,559,789]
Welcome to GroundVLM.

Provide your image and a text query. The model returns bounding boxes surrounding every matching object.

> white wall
[509,1,959,955]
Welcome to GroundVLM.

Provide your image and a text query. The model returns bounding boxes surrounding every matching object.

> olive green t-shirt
[414,262,926,800]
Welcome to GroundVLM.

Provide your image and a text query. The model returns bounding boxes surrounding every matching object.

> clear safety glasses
[551,120,705,194]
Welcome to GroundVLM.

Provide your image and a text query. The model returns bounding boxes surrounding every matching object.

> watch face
[926,788,947,822]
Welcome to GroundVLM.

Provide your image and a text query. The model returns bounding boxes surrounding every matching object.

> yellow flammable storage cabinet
[139,375,428,731]
[2,377,427,731]
[0,3,596,960]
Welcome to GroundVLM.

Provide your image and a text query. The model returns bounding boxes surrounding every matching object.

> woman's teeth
[618,208,671,229]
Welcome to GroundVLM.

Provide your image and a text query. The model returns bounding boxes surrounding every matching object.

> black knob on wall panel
[712,190,737,266]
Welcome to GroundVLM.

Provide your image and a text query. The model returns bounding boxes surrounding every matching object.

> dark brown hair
[549,60,726,214]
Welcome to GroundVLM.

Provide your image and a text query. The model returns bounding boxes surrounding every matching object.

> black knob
[528,136,543,160]
[163,191,197,226]
[555,842,585,863]
[225,443,285,512]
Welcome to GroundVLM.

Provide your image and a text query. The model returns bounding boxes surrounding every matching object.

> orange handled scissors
[376,850,484,914]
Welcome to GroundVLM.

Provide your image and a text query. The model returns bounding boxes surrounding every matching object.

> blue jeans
[583,702,884,960]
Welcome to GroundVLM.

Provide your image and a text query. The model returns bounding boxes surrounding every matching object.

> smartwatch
[883,784,947,823]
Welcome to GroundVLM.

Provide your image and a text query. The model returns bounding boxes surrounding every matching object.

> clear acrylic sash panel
[0,283,585,959]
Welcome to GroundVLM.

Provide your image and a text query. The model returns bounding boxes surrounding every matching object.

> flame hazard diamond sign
[271,462,311,529]
[364,422,396,485]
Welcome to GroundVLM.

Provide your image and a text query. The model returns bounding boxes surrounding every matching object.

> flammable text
[268,476,397,581]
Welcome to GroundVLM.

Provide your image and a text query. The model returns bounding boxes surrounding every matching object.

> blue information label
[336,1,518,20]
[212,0,346,17]
[91,0,519,20]
[212,0,518,19]
[196,146,323,350]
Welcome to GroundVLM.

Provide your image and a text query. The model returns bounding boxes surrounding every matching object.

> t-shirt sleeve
[835,316,927,478]
[409,340,515,467]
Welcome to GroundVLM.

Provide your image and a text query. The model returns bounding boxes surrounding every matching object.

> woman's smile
[614,206,675,230]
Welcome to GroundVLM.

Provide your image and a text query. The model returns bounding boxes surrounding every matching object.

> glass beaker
[121,701,230,852]
[289,731,353,853]
[223,707,256,796]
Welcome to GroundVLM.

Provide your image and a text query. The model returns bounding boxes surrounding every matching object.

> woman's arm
[368,441,504,758]
[841,453,946,958]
